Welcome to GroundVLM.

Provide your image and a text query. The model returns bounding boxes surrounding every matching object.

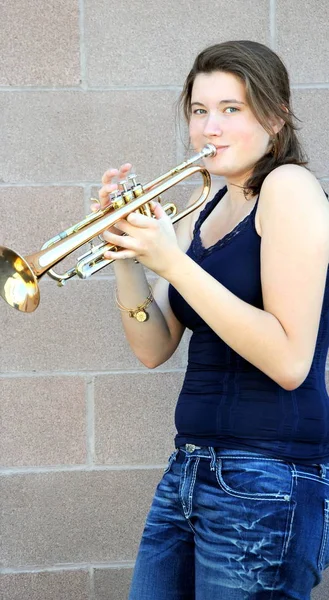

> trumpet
[0,144,216,313]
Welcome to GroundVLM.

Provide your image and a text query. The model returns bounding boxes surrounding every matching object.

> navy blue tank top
[168,186,329,463]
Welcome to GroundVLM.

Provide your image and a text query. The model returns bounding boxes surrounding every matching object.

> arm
[163,166,329,389]
[104,186,205,368]
[111,259,184,369]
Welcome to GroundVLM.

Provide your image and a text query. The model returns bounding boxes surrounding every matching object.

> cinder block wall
[1,1,328,599]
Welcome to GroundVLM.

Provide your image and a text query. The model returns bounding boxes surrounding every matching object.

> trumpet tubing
[0,144,216,312]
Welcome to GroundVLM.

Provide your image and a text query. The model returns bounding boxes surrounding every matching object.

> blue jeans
[128,447,329,599]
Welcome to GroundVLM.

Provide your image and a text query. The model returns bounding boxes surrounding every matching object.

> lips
[210,145,229,155]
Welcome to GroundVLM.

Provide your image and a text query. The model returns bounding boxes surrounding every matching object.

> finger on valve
[96,183,119,210]
[94,163,133,212]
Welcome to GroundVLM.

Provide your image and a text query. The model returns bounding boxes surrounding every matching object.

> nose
[203,113,223,137]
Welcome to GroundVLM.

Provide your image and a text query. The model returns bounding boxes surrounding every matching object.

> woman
[95,41,329,599]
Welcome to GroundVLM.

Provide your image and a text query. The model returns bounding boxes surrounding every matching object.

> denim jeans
[128,447,329,600]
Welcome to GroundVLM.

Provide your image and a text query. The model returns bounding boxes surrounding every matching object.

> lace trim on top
[192,186,259,259]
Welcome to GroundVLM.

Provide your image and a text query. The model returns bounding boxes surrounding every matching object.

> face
[189,71,273,185]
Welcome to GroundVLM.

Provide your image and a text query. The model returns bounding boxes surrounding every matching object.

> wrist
[113,258,143,273]
[160,247,187,282]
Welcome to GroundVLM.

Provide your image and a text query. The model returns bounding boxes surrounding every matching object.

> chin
[203,158,229,177]
[207,156,253,180]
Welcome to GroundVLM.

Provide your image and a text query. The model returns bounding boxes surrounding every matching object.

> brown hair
[179,40,307,196]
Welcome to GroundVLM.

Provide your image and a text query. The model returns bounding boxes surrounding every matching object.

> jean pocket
[318,499,329,571]
[216,456,293,501]
[163,449,178,474]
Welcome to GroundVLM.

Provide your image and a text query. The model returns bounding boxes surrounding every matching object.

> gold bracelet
[115,285,154,322]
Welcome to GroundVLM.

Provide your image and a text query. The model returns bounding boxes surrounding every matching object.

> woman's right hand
[91,163,132,238]
[92,163,132,210]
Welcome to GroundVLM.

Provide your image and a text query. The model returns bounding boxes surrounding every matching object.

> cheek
[188,120,199,138]
[188,122,203,149]
[236,123,269,152]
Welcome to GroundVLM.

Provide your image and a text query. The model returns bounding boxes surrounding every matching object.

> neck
[225,179,254,207]
[223,162,257,205]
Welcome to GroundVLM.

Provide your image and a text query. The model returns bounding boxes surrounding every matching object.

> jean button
[185,444,197,453]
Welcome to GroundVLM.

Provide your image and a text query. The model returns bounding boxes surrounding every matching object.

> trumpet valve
[111,184,134,209]
[119,179,128,191]
[128,174,137,187]
[132,184,143,198]
[111,175,143,208]
[128,174,143,198]
[122,189,134,203]
[111,198,125,210]
[110,190,125,210]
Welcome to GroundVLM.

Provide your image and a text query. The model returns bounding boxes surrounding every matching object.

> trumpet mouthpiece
[203,143,217,157]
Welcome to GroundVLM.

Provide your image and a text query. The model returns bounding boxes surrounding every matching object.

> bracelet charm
[134,309,148,322]
[116,285,153,322]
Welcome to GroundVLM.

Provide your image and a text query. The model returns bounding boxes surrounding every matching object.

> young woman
[95,41,329,599]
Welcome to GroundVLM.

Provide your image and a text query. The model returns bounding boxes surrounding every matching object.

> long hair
[179,40,308,196]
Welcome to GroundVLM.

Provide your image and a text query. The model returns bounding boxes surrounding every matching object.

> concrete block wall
[0,1,328,598]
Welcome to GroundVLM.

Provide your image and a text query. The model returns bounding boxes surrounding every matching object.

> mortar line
[0,561,135,575]
[86,377,95,466]
[0,182,93,188]
[269,0,277,51]
[0,85,182,92]
[79,0,87,90]
[0,463,166,475]
[0,366,185,378]
[0,349,323,386]
[291,83,329,89]
[0,83,328,92]
[0,180,196,188]
[89,566,95,600]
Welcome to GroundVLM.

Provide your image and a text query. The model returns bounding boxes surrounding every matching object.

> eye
[224,106,239,114]
[192,108,207,115]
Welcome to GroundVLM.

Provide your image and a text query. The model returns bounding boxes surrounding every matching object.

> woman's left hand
[102,201,181,279]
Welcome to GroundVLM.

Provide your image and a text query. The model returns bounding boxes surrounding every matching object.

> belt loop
[209,447,216,471]
[320,464,327,479]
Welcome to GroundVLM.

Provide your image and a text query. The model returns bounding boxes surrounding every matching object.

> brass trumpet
[0,144,216,313]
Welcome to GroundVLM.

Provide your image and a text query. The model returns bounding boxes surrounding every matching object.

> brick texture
[1,470,161,567]
[0,571,89,600]
[94,371,181,465]
[0,1,80,86]
[84,0,269,86]
[94,568,133,600]
[276,0,329,84]
[1,2,328,599]
[0,91,177,184]
[1,377,86,467]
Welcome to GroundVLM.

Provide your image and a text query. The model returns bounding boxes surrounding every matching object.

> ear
[269,116,285,135]
[272,120,285,134]
[270,105,288,134]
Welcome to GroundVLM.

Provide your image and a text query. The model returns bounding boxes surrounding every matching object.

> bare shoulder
[262,163,325,191]
[257,164,329,239]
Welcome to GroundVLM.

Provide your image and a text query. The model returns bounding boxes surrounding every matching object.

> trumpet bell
[0,246,40,312]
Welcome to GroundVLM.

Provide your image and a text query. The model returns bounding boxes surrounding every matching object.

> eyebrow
[191,100,246,106]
